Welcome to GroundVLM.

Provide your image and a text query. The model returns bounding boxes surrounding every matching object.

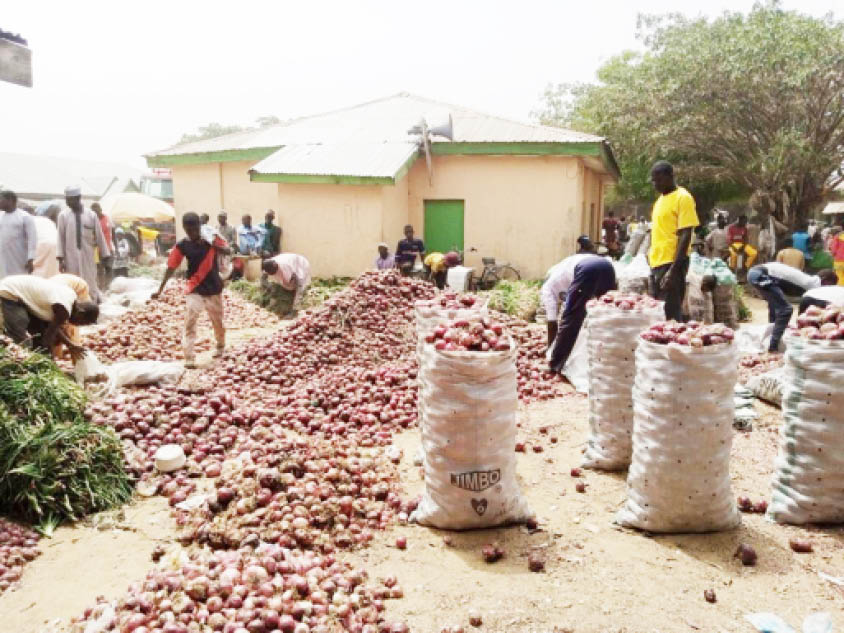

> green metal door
[424,200,464,254]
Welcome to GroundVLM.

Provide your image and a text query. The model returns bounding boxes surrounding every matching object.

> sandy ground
[3,297,843,633]
[351,397,844,633]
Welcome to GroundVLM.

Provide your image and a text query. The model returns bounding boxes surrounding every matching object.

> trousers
[729,243,758,270]
[184,293,225,361]
[549,257,616,372]
[747,266,792,352]
[650,257,689,321]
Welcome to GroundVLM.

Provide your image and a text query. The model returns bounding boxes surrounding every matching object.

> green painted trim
[145,146,281,167]
[430,141,602,156]
[392,150,420,183]
[250,172,395,185]
[599,142,621,181]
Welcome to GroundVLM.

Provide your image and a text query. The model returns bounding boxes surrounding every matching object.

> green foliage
[179,115,284,144]
[0,344,131,528]
[483,280,541,322]
[535,1,844,224]
[230,277,351,316]
[734,284,752,322]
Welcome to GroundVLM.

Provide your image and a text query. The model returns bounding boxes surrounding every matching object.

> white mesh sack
[582,301,665,470]
[616,338,741,532]
[410,340,532,529]
[769,334,844,524]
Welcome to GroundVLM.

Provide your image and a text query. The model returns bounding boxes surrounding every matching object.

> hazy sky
[2,0,840,169]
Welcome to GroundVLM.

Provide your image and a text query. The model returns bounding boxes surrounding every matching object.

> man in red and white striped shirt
[151,212,231,368]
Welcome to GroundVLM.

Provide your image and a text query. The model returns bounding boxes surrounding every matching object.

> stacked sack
[769,309,844,524]
[617,321,741,533]
[410,314,532,529]
[414,293,488,440]
[582,291,664,470]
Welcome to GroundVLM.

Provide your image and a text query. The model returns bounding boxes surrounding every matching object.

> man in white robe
[56,185,111,303]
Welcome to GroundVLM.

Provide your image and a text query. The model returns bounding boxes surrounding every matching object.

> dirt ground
[3,300,843,633]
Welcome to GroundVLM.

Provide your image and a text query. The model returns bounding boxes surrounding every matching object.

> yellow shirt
[648,186,699,268]
[424,252,446,273]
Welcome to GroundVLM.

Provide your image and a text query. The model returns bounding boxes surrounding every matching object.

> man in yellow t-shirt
[423,251,460,289]
[648,161,699,320]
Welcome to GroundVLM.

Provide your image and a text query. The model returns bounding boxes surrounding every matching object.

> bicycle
[472,255,521,290]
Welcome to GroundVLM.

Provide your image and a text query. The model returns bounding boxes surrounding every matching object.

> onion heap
[81,285,278,363]
[425,316,510,352]
[738,353,784,384]
[792,305,844,340]
[587,290,662,311]
[0,518,40,594]
[641,321,735,347]
[69,544,408,633]
[176,437,408,552]
[415,292,482,310]
[82,285,212,362]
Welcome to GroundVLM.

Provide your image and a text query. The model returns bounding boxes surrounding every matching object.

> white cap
[64,185,82,197]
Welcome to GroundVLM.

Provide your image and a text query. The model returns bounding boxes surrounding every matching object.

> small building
[145,93,619,279]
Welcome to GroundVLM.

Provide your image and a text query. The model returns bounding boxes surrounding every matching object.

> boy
[151,212,230,368]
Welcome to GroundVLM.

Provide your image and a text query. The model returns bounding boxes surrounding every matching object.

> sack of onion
[411,316,532,529]
[616,321,741,532]
[769,328,844,524]
[582,292,664,470]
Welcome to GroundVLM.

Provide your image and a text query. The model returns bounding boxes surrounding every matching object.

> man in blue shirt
[237,214,264,255]
[395,225,425,275]
[791,223,811,259]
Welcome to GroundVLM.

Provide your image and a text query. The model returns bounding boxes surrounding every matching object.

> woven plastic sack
[582,301,664,470]
[713,284,738,328]
[768,335,844,524]
[617,254,651,295]
[410,340,532,529]
[746,368,784,407]
[76,351,184,398]
[684,272,714,324]
[617,339,741,532]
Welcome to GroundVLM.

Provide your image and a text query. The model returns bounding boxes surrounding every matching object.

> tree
[535,2,844,227]
[178,116,283,144]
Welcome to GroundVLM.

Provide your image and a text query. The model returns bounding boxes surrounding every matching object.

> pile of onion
[69,543,408,633]
[426,316,510,352]
[0,518,40,594]
[793,305,844,340]
[175,437,412,553]
[641,321,735,347]
[588,290,662,311]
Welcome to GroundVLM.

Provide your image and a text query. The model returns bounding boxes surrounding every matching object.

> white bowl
[154,444,186,472]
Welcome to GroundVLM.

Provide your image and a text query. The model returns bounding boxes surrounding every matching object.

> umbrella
[822,201,844,216]
[35,199,63,216]
[98,192,175,223]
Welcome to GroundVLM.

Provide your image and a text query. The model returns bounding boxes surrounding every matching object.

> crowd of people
[3,171,843,372]
[546,161,844,374]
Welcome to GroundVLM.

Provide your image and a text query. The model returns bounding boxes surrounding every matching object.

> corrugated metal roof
[148,92,604,158]
[251,142,418,179]
[0,152,142,198]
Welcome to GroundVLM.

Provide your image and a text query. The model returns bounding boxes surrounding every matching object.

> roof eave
[145,146,282,168]
[248,149,421,187]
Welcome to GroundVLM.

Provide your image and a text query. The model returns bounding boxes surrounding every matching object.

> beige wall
[171,163,222,221]
[407,154,584,279]
[168,154,608,280]
[170,161,277,239]
[276,183,386,278]
[220,161,278,229]
[380,174,409,251]
[582,166,604,242]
